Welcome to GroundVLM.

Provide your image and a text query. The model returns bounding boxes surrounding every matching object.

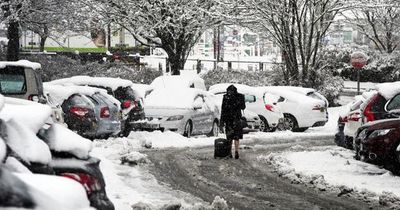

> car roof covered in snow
[49,76,133,91]
[0,60,41,70]
[44,83,109,105]
[208,83,265,97]
[151,75,206,91]
[259,86,324,105]
[375,81,400,100]
[145,88,209,109]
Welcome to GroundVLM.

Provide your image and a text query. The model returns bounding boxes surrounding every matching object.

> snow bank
[2,97,52,133]
[0,60,41,70]
[16,173,93,210]
[131,83,154,99]
[375,82,400,100]
[262,147,400,201]
[145,88,205,109]
[44,83,107,105]
[42,124,93,159]
[49,76,133,91]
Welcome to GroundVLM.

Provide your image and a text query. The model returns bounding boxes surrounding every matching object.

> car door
[202,95,217,132]
[191,95,209,134]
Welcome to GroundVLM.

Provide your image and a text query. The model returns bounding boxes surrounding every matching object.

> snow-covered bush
[22,54,162,83]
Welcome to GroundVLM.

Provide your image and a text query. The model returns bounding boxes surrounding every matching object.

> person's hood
[226,85,238,94]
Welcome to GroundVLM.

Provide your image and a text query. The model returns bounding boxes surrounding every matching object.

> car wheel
[183,120,192,138]
[283,114,299,131]
[208,120,219,137]
[258,115,270,132]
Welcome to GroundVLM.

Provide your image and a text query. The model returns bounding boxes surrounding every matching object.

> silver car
[144,88,220,137]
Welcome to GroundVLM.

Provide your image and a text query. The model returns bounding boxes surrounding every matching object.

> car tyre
[283,114,299,131]
[183,120,192,138]
[258,115,271,132]
[208,120,219,137]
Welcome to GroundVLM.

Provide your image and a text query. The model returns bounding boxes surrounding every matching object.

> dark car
[49,76,145,136]
[0,116,115,210]
[355,93,400,167]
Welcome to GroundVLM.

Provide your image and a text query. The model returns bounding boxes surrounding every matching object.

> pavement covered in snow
[89,104,400,209]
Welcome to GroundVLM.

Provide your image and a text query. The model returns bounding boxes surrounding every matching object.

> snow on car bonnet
[375,82,400,99]
[145,88,204,109]
[151,75,206,90]
[41,124,93,159]
[44,83,108,105]
[3,97,52,133]
[49,75,133,91]
[0,60,41,70]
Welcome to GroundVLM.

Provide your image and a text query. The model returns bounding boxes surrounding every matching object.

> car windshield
[0,66,26,95]
[386,94,400,111]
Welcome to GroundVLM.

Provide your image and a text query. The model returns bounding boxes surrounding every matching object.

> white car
[144,88,220,137]
[151,75,207,90]
[259,86,328,132]
[209,83,284,132]
[274,86,329,107]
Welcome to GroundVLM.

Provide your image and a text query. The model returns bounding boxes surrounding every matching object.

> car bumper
[96,120,121,136]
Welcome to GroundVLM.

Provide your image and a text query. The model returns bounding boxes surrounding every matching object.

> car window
[69,95,90,106]
[371,94,387,112]
[86,95,100,105]
[386,94,400,111]
[0,66,26,95]
[93,93,113,106]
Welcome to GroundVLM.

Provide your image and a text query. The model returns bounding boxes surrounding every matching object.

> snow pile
[145,88,205,109]
[375,81,400,100]
[209,83,257,95]
[44,83,107,105]
[120,151,149,165]
[49,75,133,91]
[0,60,41,70]
[16,173,93,210]
[151,75,206,91]
[261,147,400,202]
[131,83,154,99]
[2,97,52,133]
[41,124,93,159]
[4,118,52,164]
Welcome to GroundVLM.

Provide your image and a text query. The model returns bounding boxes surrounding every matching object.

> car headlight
[369,128,394,138]
[166,115,184,121]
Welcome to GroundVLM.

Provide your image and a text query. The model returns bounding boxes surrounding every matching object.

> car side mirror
[193,105,202,110]
[193,100,202,110]
[245,95,256,103]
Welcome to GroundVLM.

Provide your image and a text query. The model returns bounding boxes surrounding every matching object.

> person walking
[220,85,246,159]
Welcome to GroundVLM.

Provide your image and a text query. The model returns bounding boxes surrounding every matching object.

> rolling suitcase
[214,138,231,159]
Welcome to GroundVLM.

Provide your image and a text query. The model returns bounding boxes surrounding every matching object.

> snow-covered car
[0,60,46,103]
[44,84,121,139]
[274,86,329,107]
[259,86,328,132]
[151,75,207,90]
[144,88,220,137]
[0,96,114,210]
[49,76,144,136]
[209,83,284,132]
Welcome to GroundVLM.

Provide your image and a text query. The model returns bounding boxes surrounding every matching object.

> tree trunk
[7,20,19,61]
[168,55,185,75]
[39,36,47,52]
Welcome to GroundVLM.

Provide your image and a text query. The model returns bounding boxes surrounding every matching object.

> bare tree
[345,0,400,53]
[83,0,221,75]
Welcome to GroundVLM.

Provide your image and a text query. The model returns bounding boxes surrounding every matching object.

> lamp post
[350,51,368,95]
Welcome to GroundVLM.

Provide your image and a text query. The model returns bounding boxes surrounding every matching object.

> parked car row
[335,81,400,172]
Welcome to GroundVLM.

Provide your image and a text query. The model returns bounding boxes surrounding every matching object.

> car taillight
[364,94,378,122]
[312,105,322,110]
[121,100,131,109]
[265,104,274,112]
[338,116,348,123]
[100,107,110,118]
[69,107,89,117]
[61,173,101,195]
[348,112,361,121]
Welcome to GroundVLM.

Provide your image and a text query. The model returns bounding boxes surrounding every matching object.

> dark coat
[220,85,246,126]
